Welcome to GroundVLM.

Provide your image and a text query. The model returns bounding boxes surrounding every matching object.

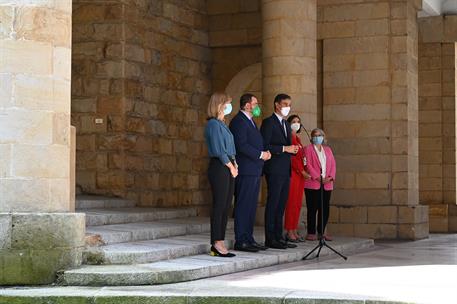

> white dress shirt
[314,144,327,178]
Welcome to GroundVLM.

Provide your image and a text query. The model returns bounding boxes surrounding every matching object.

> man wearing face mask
[260,93,299,249]
[229,94,271,252]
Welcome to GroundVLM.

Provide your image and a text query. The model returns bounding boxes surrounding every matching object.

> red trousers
[284,172,305,230]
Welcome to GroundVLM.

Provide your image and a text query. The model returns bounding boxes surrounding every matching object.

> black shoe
[251,241,268,251]
[279,239,298,248]
[265,240,287,249]
[234,242,259,252]
[210,246,236,257]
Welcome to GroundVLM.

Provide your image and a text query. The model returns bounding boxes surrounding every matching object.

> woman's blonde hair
[207,92,232,120]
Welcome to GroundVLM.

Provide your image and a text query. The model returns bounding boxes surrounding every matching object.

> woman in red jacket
[284,115,310,242]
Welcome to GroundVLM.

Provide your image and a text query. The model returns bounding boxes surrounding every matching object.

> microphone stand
[303,169,347,261]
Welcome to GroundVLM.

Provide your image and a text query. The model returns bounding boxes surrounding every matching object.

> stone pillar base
[0,213,85,285]
[327,205,429,240]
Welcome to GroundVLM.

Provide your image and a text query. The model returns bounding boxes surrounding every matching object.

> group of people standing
[204,92,336,257]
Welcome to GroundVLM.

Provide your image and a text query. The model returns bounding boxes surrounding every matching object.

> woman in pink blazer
[304,128,336,241]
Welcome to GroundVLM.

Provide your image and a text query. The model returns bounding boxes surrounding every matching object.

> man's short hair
[240,93,256,110]
[274,93,291,105]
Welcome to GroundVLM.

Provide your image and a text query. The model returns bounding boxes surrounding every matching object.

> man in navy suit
[260,93,299,249]
[230,94,271,252]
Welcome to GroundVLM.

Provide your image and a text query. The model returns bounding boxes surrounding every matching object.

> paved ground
[1,234,456,304]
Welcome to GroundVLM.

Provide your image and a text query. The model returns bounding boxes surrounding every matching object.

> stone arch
[224,63,262,120]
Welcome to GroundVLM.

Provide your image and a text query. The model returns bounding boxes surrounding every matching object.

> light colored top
[314,144,326,178]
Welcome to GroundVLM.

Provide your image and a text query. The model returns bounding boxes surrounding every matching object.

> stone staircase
[59,195,374,286]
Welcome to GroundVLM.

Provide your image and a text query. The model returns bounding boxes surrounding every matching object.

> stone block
[367,206,398,224]
[0,73,12,109]
[72,98,97,113]
[14,74,55,111]
[326,223,354,236]
[209,29,247,47]
[354,223,397,239]
[324,104,390,121]
[332,189,391,206]
[444,15,457,42]
[11,213,85,250]
[0,40,52,75]
[322,3,389,22]
[398,222,429,240]
[449,215,457,232]
[0,144,11,178]
[323,54,354,72]
[355,19,389,37]
[429,216,449,232]
[355,86,390,104]
[355,53,389,70]
[79,115,107,133]
[53,46,71,80]
[318,21,355,39]
[324,37,389,55]
[356,173,389,189]
[207,0,240,15]
[0,247,82,285]
[334,172,355,189]
[0,214,12,249]
[353,70,389,87]
[15,7,71,47]
[53,113,70,145]
[0,178,49,212]
[391,19,407,35]
[0,6,13,39]
[12,144,69,178]
[339,206,367,224]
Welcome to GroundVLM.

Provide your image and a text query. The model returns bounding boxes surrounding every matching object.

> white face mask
[291,123,301,132]
[280,106,291,117]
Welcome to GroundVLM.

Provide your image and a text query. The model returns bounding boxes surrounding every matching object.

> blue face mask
[312,136,324,145]
[223,103,232,116]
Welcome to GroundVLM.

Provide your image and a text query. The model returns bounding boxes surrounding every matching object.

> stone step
[80,207,198,226]
[85,217,233,246]
[83,234,220,265]
[76,195,136,209]
[60,237,374,286]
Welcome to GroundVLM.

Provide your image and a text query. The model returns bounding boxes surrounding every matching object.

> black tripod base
[302,238,348,261]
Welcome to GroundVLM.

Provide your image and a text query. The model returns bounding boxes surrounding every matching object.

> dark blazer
[229,111,264,176]
[260,113,292,176]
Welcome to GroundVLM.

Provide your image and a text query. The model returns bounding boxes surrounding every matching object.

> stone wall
[72,0,126,197]
[418,15,457,233]
[317,0,428,239]
[207,0,262,95]
[72,0,212,209]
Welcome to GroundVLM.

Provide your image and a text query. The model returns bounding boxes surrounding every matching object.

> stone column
[0,0,84,284]
[319,0,428,240]
[261,0,317,129]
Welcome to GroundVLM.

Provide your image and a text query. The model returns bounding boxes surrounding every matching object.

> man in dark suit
[230,94,271,252]
[260,93,299,249]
